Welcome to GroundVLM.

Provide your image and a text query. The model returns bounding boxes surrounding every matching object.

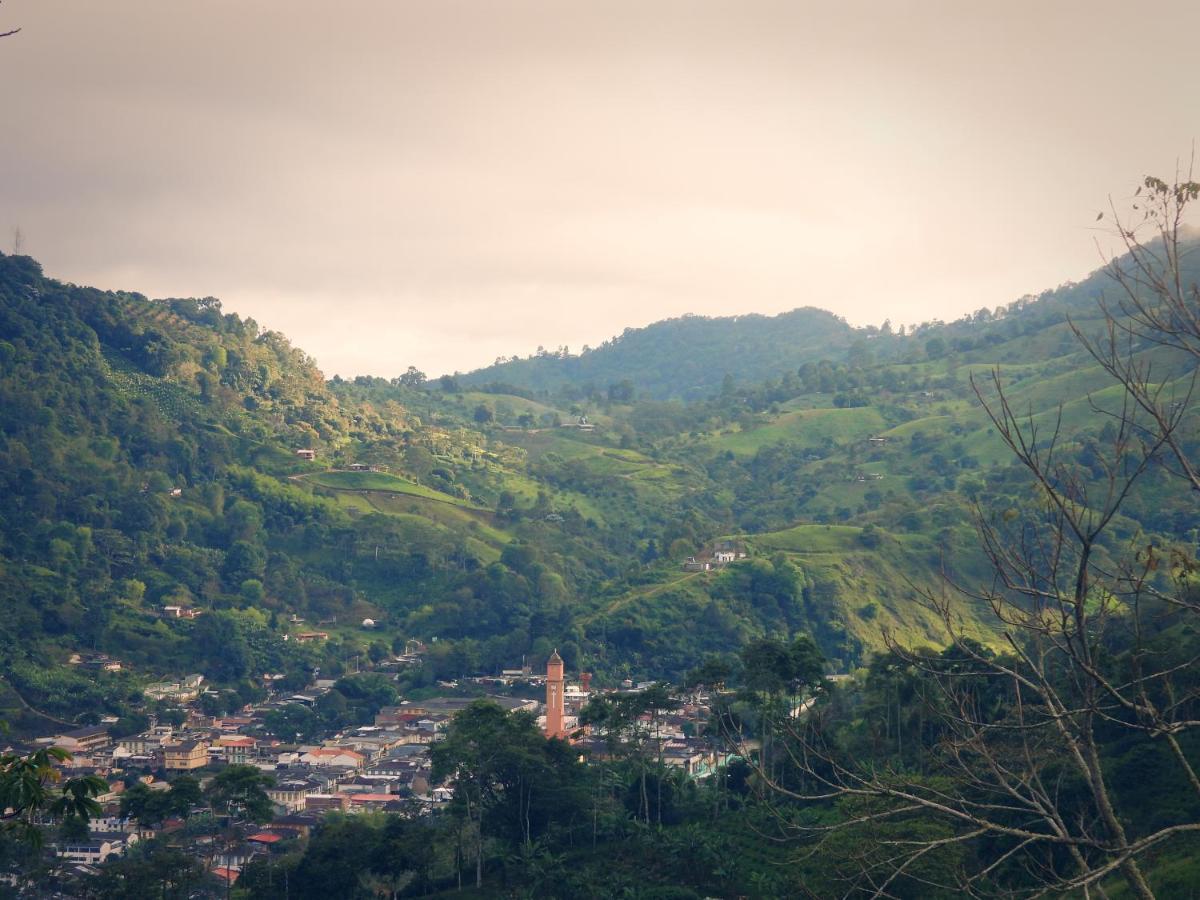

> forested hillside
[1,241,1197,737]
[458,306,857,400]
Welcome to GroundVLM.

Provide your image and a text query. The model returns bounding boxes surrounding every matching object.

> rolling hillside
[0,244,1197,734]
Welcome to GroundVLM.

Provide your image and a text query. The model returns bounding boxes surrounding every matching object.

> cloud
[2,0,1196,376]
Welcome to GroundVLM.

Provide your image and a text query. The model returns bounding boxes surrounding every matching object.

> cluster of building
[543,651,732,779]
[13,686,505,881]
[10,652,731,886]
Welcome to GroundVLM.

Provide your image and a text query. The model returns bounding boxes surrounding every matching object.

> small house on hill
[295,449,316,461]
[560,415,595,431]
[683,540,747,571]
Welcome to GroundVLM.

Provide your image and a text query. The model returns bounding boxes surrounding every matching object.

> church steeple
[544,650,565,739]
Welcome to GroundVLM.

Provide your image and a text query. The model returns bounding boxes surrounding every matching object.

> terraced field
[101,350,201,421]
[301,469,485,509]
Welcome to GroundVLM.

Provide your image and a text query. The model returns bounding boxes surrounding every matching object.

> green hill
[458,306,858,400]
[1,244,1197,733]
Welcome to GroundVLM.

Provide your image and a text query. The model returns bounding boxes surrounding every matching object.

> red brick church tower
[544,649,565,739]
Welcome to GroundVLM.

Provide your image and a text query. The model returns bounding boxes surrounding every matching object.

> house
[82,656,124,672]
[300,748,366,769]
[162,605,202,620]
[69,653,123,672]
[293,632,329,644]
[700,541,747,566]
[374,707,410,727]
[56,833,131,864]
[116,733,166,756]
[54,726,111,755]
[304,794,350,813]
[163,740,209,772]
[212,715,257,733]
[868,436,888,444]
[295,449,316,461]
[211,867,240,887]
[143,674,204,703]
[347,793,401,811]
[346,463,372,471]
[267,777,325,813]
[560,415,595,431]
[216,735,257,765]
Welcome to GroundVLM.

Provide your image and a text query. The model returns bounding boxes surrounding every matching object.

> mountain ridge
[451,246,1175,400]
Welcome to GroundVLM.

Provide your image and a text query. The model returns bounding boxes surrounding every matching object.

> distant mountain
[459,241,1200,402]
[458,307,857,400]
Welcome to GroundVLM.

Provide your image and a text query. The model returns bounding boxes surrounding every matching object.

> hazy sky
[2,1,1197,377]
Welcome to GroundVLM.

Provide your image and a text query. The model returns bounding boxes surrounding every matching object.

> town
[6,648,734,891]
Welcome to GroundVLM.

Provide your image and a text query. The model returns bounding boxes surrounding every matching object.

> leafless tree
[739,172,1200,899]
[0,1,19,39]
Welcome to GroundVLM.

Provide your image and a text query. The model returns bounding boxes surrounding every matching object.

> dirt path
[580,570,705,626]
[0,675,77,726]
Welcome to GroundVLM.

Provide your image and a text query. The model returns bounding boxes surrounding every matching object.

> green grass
[302,470,484,508]
[705,407,886,456]
[749,524,866,553]
[357,494,514,545]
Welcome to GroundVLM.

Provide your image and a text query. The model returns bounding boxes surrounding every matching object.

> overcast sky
[2,1,1197,377]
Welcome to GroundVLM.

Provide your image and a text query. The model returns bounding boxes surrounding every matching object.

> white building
[56,833,135,865]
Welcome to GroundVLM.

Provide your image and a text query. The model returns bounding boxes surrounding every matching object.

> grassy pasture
[706,407,886,456]
[302,469,484,508]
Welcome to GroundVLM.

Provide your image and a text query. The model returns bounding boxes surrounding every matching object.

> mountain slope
[2,245,1196,735]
